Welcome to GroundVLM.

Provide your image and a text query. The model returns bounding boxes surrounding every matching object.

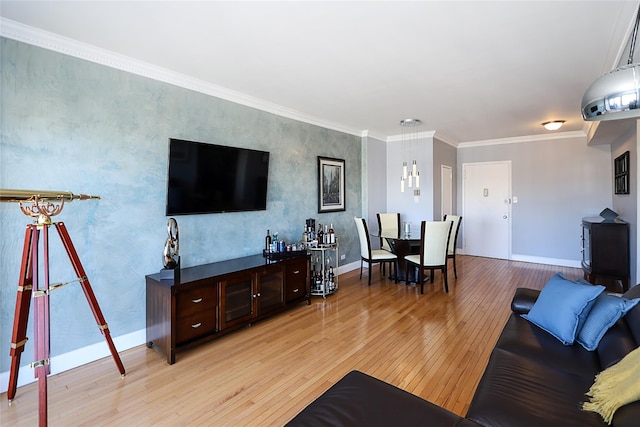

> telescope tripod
[7,220,125,426]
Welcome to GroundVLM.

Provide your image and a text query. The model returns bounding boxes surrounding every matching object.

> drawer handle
[191,322,202,329]
[293,270,300,274]
[293,288,299,293]
[192,298,203,304]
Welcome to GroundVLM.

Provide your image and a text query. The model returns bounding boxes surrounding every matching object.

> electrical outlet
[340,254,346,260]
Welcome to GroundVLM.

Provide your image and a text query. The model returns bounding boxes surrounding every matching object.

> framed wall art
[318,156,345,213]
[614,151,630,195]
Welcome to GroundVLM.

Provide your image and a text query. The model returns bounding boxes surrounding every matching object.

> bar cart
[308,243,339,298]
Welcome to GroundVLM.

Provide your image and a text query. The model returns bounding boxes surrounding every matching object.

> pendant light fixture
[400,119,421,193]
[582,5,640,121]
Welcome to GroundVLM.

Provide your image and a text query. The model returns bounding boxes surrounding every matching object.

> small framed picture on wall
[614,151,630,195]
[318,156,345,213]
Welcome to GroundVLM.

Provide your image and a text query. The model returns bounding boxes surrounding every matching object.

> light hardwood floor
[1,255,582,426]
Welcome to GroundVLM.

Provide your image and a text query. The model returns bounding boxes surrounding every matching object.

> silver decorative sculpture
[163,218,179,269]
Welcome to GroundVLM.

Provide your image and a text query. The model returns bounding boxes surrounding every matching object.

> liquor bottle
[328,223,335,244]
[329,267,335,290]
[302,225,308,245]
[318,224,324,245]
[265,229,271,252]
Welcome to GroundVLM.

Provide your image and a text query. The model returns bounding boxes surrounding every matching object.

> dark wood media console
[581,217,630,292]
[146,253,310,364]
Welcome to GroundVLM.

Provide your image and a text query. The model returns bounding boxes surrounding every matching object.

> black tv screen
[166,139,269,215]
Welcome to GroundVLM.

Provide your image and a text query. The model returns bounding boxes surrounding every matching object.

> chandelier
[400,118,421,193]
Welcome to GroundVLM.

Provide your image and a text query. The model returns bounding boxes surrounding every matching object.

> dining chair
[443,214,462,278]
[376,212,401,275]
[354,217,398,286]
[404,221,453,294]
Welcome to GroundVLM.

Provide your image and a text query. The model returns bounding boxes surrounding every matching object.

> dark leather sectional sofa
[286,285,640,427]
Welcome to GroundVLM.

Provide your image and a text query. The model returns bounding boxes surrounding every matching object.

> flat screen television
[166,138,270,215]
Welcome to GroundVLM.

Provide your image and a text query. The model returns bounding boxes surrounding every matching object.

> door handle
[503,215,508,219]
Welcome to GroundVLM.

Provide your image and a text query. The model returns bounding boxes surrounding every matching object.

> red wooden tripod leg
[54,222,126,376]
[33,224,50,427]
[7,224,37,402]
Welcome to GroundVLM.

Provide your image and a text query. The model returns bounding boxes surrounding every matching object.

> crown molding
[386,130,436,143]
[0,18,363,138]
[458,130,587,148]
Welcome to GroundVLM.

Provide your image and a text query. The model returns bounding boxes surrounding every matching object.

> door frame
[441,164,453,219]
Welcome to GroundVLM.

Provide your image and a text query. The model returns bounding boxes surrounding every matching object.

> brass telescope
[0,189,100,203]
[0,189,101,224]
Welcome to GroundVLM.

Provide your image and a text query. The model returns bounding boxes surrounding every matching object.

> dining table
[372,229,423,284]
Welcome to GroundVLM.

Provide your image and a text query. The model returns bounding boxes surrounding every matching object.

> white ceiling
[1,1,638,143]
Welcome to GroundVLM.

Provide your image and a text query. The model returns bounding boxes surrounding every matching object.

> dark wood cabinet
[146,253,309,364]
[581,217,629,292]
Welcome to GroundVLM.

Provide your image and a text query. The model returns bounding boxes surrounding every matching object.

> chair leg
[368,261,372,286]
[405,263,409,284]
[420,266,425,294]
[394,261,398,284]
[453,255,458,279]
[430,268,435,283]
[360,259,363,279]
[443,266,449,293]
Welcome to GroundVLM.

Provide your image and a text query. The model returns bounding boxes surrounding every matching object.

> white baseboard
[0,329,146,394]
[510,254,582,268]
[456,250,581,269]
[337,260,360,275]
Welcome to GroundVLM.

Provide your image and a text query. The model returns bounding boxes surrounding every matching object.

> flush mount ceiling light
[582,5,640,121]
[542,120,565,131]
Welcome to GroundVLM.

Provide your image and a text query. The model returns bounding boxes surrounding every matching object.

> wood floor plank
[0,256,583,426]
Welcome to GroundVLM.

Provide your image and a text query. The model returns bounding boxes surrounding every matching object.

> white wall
[457,135,612,265]
[386,134,435,231]
[364,134,387,249]
[611,122,638,287]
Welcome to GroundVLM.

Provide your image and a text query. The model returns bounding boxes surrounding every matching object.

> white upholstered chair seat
[371,249,397,261]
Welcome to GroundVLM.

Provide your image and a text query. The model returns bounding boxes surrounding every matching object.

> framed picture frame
[318,156,345,213]
[614,151,630,195]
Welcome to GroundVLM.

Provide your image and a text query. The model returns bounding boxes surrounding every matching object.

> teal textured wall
[0,37,361,372]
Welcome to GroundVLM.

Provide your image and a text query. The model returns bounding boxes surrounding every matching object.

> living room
[1,2,639,425]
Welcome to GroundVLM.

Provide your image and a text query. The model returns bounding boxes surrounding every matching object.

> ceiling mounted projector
[581,63,640,121]
[582,6,640,122]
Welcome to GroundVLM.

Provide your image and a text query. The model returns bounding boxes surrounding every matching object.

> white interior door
[462,161,511,259]
[441,164,452,219]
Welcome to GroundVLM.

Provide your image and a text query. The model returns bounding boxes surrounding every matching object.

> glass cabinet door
[257,269,284,315]
[219,272,254,329]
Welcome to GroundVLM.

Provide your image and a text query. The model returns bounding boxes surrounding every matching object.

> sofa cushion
[466,348,605,427]
[597,320,638,369]
[523,273,604,345]
[577,294,640,351]
[495,313,600,378]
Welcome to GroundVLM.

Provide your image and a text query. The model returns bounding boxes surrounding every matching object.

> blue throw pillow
[522,273,604,345]
[577,294,640,351]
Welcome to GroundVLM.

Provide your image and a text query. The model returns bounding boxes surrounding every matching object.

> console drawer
[176,311,216,345]
[176,282,217,318]
[286,258,308,303]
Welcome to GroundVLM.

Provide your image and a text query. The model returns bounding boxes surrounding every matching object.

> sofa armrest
[286,370,469,427]
[511,288,540,314]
